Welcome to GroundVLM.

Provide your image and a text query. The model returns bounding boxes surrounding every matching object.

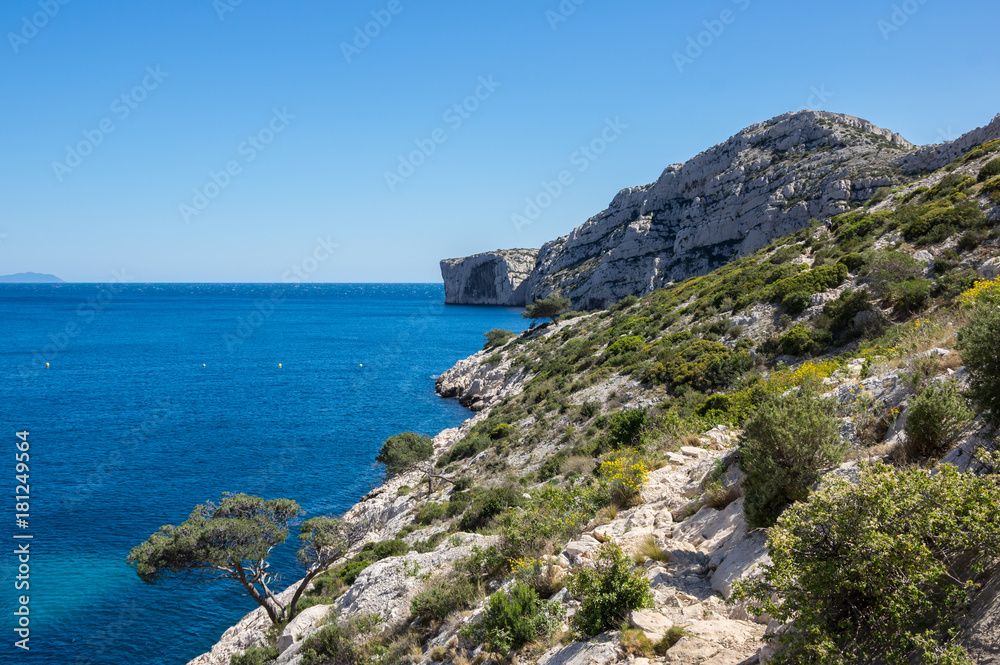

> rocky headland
[442,110,1000,309]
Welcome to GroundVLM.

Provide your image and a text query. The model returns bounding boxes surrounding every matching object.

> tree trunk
[234,563,281,624]
[285,567,322,622]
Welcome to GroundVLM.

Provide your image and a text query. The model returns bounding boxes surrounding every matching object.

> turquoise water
[0,283,527,665]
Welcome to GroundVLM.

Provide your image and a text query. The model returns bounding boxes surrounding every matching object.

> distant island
[0,272,64,283]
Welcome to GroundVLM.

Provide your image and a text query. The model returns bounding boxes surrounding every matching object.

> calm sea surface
[0,283,527,665]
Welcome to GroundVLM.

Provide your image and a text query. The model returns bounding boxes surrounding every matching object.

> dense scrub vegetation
[736,463,1000,665]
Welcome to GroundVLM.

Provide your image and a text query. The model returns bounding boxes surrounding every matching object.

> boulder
[537,632,620,665]
[629,609,673,643]
[979,257,1000,280]
[710,526,771,601]
[277,605,332,653]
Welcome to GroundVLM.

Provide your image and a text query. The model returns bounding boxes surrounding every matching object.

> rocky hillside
[191,124,1000,665]
[443,111,1000,310]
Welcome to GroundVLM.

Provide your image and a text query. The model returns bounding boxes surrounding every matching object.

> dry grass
[562,456,596,477]
[429,645,447,662]
[654,626,689,655]
[681,434,703,447]
[702,482,740,510]
[636,534,674,563]
[620,629,655,657]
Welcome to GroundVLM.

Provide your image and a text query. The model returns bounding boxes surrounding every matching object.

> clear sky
[1,0,998,283]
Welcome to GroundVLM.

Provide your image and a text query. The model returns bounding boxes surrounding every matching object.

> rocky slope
[442,110,1000,310]
[189,118,1000,665]
[441,249,538,306]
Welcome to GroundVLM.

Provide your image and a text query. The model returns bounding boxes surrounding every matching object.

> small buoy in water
[359,363,363,367]
[278,364,282,368]
[46,363,50,368]
[202,364,206,367]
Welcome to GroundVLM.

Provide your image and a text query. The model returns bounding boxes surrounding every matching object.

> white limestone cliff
[440,249,538,306]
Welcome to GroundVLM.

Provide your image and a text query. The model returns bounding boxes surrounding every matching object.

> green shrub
[231,645,279,665]
[335,538,412,586]
[489,423,514,440]
[377,432,434,476]
[460,582,565,656]
[605,335,645,365]
[893,279,931,315]
[735,463,1000,665]
[654,339,748,392]
[567,543,654,636]
[867,251,924,299]
[958,304,1000,423]
[446,494,470,517]
[538,454,564,481]
[781,290,813,314]
[437,434,489,467]
[771,263,848,302]
[459,486,524,532]
[580,401,600,418]
[452,477,473,493]
[411,532,447,554]
[361,539,408,560]
[415,502,447,525]
[901,202,983,244]
[838,253,866,272]
[816,289,874,341]
[983,176,1000,204]
[739,388,845,528]
[484,328,515,350]
[979,157,1000,182]
[609,295,639,311]
[410,575,479,623]
[904,380,972,459]
[779,326,816,357]
[957,229,983,252]
[607,408,647,448]
[300,623,357,665]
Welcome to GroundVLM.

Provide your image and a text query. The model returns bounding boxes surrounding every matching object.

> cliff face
[442,110,1000,309]
[440,249,538,306]
[524,110,915,308]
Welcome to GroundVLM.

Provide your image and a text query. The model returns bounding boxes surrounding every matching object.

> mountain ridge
[442,109,1000,309]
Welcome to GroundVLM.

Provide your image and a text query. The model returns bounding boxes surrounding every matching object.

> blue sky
[1,0,998,283]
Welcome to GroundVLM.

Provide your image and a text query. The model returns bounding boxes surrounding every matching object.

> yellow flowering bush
[958,276,1000,309]
[598,449,649,507]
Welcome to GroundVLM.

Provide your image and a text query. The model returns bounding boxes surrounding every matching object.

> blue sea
[0,284,527,665]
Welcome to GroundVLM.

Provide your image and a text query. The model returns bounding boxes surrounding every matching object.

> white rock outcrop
[441,249,538,305]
